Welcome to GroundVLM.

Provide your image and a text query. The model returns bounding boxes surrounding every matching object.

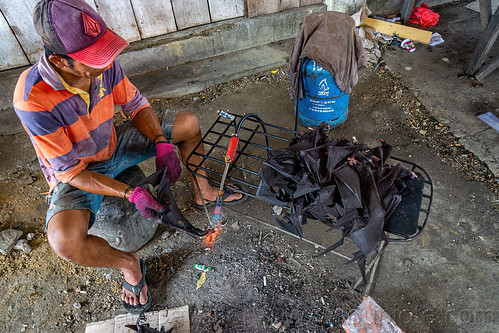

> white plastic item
[343,296,404,333]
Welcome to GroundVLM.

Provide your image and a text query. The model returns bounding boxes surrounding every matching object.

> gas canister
[296,58,350,128]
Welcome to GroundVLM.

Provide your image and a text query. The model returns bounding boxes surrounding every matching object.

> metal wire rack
[186,112,433,242]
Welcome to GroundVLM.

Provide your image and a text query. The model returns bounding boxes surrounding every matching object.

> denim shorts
[45,110,178,230]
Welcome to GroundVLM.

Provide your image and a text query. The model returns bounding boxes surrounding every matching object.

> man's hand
[128,186,164,219]
[155,143,181,184]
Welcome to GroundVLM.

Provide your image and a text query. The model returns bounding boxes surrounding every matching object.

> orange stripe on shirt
[31,127,73,159]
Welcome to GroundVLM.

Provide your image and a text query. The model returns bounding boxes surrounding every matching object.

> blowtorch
[211,134,239,226]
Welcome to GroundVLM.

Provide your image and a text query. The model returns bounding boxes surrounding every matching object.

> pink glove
[155,143,181,185]
[128,186,164,219]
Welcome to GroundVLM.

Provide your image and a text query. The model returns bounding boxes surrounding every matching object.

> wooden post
[479,0,492,32]
[401,0,417,25]
[475,56,499,81]
[467,9,499,75]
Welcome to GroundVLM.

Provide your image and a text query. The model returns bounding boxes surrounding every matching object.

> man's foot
[121,255,150,313]
[195,184,245,206]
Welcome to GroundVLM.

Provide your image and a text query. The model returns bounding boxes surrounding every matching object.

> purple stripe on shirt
[54,94,89,122]
[14,93,87,137]
[71,117,114,157]
[38,156,57,184]
[121,88,149,115]
[46,148,79,173]
[102,61,149,115]
[103,60,125,89]
[44,118,113,171]
[24,65,43,101]
[14,107,61,137]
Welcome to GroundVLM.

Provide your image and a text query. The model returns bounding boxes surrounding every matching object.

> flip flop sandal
[122,258,151,315]
[196,184,248,209]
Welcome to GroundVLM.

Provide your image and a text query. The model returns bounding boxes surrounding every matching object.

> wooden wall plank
[94,0,141,43]
[0,11,29,70]
[172,0,211,30]
[208,0,244,21]
[0,0,43,63]
[130,0,177,39]
[279,0,300,11]
[301,0,324,5]
[246,0,279,18]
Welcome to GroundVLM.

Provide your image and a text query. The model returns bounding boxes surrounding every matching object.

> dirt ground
[0,54,497,333]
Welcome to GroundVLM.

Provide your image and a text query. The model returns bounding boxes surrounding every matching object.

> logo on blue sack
[318,78,329,96]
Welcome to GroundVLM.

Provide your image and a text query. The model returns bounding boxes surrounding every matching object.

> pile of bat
[257,122,417,279]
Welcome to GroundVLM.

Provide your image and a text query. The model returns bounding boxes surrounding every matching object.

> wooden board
[361,17,432,44]
[94,0,141,43]
[0,0,43,63]
[208,0,244,22]
[279,0,300,11]
[0,10,29,70]
[172,0,211,30]
[85,305,190,333]
[130,0,177,39]
[246,0,279,18]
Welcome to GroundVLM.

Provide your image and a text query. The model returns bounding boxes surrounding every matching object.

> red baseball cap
[33,0,128,68]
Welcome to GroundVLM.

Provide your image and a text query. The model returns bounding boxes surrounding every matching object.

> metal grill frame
[186,113,433,242]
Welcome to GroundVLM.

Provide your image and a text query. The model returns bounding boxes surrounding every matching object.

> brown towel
[289,11,367,100]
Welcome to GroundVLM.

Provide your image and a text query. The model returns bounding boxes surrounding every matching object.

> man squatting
[13,0,243,314]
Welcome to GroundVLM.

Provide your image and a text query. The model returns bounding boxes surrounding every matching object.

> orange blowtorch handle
[226,136,239,163]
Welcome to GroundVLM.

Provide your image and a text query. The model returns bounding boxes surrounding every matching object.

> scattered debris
[352,7,383,66]
[477,112,499,132]
[271,321,282,330]
[430,32,445,46]
[196,272,207,290]
[14,239,31,254]
[193,264,212,272]
[409,3,440,29]
[343,296,402,332]
[0,229,23,255]
[401,39,416,52]
[272,205,283,216]
[230,221,240,232]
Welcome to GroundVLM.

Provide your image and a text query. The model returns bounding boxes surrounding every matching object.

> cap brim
[68,29,128,68]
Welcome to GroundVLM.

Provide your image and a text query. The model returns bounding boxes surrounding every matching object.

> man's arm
[68,169,133,199]
[68,169,163,218]
[131,107,169,144]
[68,107,168,199]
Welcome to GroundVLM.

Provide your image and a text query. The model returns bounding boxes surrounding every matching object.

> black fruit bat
[125,313,173,333]
[137,169,210,238]
[257,122,418,279]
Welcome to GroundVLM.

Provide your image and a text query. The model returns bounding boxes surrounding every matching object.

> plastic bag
[409,2,439,28]
[343,296,404,333]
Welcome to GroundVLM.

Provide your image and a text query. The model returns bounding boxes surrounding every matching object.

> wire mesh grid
[186,113,433,241]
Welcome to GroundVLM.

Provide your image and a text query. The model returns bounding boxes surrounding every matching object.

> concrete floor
[0,1,497,332]
[139,3,497,332]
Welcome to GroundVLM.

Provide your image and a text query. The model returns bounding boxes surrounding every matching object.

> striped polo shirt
[13,54,150,193]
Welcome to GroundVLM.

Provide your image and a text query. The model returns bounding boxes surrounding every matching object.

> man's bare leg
[47,209,147,306]
[170,111,243,205]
